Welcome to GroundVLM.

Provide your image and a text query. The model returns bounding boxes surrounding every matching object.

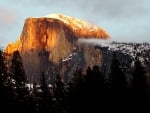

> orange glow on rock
[4,14,110,83]
[5,14,110,62]
[44,14,110,39]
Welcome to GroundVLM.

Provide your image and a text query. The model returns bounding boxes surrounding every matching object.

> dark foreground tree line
[0,50,150,113]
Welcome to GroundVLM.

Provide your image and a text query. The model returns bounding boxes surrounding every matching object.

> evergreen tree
[0,50,7,85]
[53,74,67,113]
[110,52,127,90]
[0,50,8,111]
[39,72,52,113]
[132,59,148,104]
[32,82,39,111]
[86,66,93,81]
[40,72,50,97]
[28,82,39,113]
[54,74,65,100]
[91,65,105,87]
[10,50,29,113]
[109,52,127,107]
[0,50,15,112]
[64,68,85,113]
[11,51,28,97]
[11,51,27,84]
[66,66,106,113]
[72,68,83,86]
[86,65,106,112]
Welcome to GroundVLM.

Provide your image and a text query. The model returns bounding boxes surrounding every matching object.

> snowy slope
[43,14,110,39]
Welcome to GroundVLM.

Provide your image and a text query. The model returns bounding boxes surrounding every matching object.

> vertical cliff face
[5,14,110,83]
[21,18,77,83]
[21,18,77,63]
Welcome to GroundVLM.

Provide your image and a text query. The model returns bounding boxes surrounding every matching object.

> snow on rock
[43,14,110,39]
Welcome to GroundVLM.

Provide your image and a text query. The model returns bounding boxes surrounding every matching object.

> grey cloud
[35,0,149,19]
[77,0,149,19]
[3,0,150,43]
[7,0,149,19]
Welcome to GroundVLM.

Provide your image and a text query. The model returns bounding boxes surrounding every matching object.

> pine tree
[54,74,65,100]
[11,51,28,97]
[40,72,50,97]
[110,52,127,90]
[11,51,27,84]
[53,74,67,113]
[32,82,38,111]
[0,50,8,111]
[64,68,85,113]
[39,72,52,113]
[132,59,148,104]
[0,50,7,85]
[109,52,127,107]
[10,50,29,113]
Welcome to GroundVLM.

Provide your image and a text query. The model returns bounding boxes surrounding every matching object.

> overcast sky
[0,0,150,47]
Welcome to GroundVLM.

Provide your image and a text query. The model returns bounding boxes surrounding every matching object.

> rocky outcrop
[5,14,110,83]
[5,38,22,54]
[20,18,77,63]
[44,14,110,39]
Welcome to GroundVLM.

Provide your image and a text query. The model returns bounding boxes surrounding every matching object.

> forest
[0,50,150,113]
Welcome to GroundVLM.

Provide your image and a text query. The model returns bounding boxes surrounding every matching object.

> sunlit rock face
[21,18,77,63]
[5,14,110,83]
[5,38,22,54]
[44,14,110,39]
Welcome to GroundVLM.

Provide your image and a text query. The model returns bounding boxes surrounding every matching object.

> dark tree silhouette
[54,74,66,100]
[28,82,39,113]
[85,65,106,112]
[53,74,68,113]
[65,68,85,113]
[1,47,149,113]
[11,51,27,83]
[65,66,107,113]
[0,50,16,112]
[0,50,8,111]
[109,52,127,108]
[40,72,50,97]
[132,59,148,105]
[110,52,127,90]
[72,68,83,86]
[38,72,53,113]
[10,50,29,113]
[0,50,7,85]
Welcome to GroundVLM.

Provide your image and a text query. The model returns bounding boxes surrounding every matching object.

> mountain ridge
[5,14,110,83]
[28,14,110,38]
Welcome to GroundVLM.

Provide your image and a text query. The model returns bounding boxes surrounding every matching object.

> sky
[0,0,150,47]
